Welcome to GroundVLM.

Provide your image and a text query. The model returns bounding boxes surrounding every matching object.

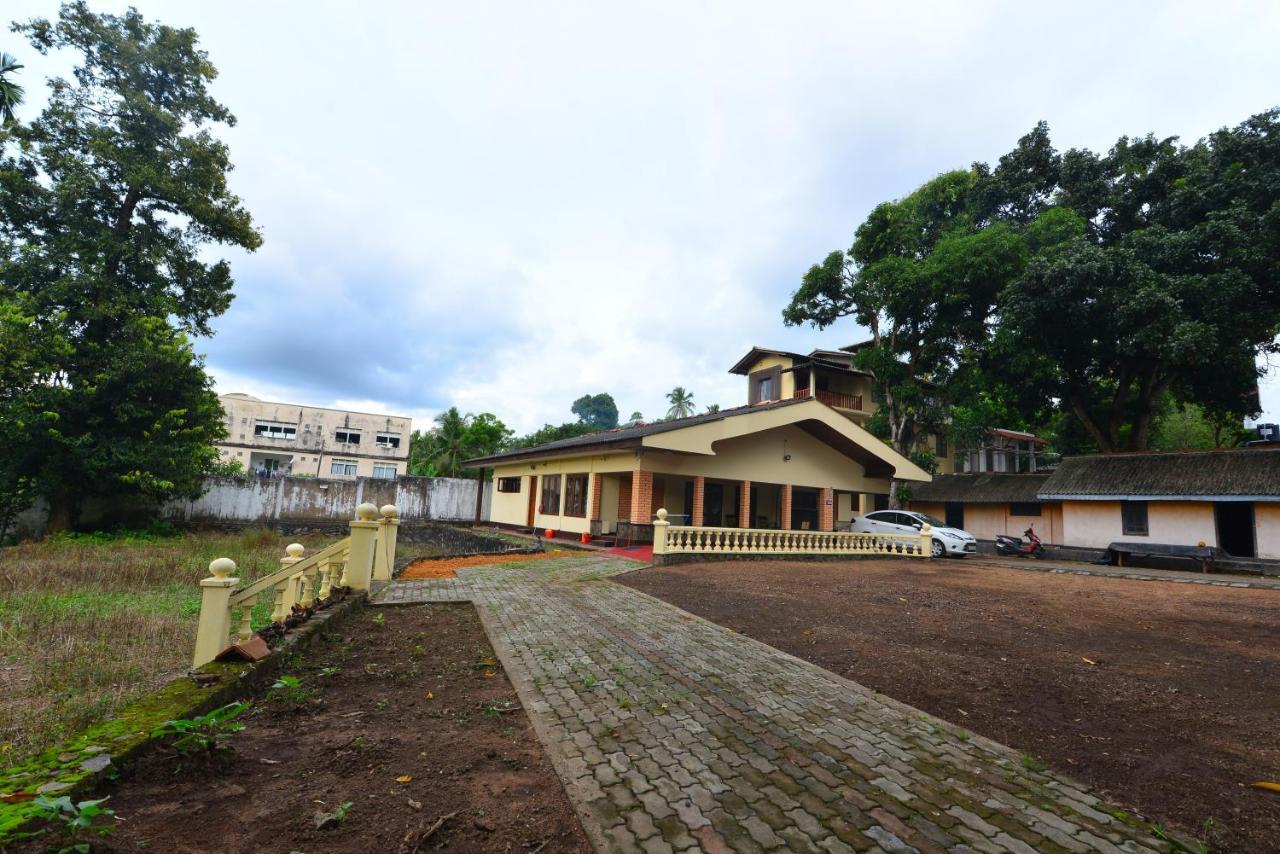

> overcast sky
[9,1,1280,434]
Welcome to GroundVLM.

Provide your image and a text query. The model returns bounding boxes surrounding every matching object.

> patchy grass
[0,529,442,764]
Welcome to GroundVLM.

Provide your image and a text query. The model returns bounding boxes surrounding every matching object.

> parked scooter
[994,527,1046,558]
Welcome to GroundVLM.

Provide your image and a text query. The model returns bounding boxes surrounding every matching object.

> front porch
[592,471,849,537]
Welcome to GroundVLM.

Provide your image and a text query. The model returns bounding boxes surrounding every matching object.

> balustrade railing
[652,508,930,559]
[793,387,864,411]
[192,503,400,667]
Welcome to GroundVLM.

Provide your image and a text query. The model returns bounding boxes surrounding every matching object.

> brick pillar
[819,487,834,532]
[589,474,603,521]
[618,475,632,520]
[739,480,752,529]
[691,476,706,527]
[630,470,654,523]
[781,484,793,530]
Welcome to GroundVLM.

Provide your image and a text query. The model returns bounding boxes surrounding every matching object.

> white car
[851,510,977,558]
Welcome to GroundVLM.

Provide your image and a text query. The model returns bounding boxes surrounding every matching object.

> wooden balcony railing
[793,387,864,410]
[652,509,930,559]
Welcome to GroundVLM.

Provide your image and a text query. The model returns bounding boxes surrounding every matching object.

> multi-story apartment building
[216,393,412,480]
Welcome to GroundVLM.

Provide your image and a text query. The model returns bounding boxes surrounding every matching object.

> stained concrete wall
[161,475,492,524]
[8,475,492,539]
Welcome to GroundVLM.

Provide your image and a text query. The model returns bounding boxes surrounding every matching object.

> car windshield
[911,513,947,527]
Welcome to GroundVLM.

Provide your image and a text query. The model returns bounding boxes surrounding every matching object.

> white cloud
[8,0,1280,431]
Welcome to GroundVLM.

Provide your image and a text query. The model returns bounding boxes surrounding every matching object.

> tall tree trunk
[1128,372,1172,451]
[1069,396,1116,452]
[45,489,76,534]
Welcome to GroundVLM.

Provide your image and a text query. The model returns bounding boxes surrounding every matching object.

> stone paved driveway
[374,555,1172,854]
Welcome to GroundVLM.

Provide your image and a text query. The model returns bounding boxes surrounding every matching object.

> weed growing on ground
[24,794,116,852]
[1020,752,1047,773]
[152,702,249,755]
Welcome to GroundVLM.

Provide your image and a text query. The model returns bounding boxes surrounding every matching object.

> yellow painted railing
[652,508,931,559]
[192,503,401,667]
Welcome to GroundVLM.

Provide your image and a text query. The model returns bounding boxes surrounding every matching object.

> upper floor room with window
[729,346,876,418]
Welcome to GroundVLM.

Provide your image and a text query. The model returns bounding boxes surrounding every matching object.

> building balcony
[793,387,864,411]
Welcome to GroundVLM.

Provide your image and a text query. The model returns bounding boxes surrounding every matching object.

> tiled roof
[464,397,811,466]
[907,473,1051,504]
[1038,447,1280,499]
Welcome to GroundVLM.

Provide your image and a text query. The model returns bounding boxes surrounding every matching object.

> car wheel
[931,538,945,558]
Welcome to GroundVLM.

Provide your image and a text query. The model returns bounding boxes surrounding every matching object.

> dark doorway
[683,480,694,524]
[526,476,537,527]
[704,483,724,526]
[1215,502,1255,558]
[792,489,819,530]
[872,493,890,512]
[945,501,965,530]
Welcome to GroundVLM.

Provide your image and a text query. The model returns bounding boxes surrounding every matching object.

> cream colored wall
[641,425,876,492]
[644,399,930,484]
[490,468,533,527]
[1255,503,1280,559]
[837,492,855,522]
[490,453,636,534]
[219,394,412,471]
[908,501,1062,543]
[1061,500,1219,550]
[743,355,795,400]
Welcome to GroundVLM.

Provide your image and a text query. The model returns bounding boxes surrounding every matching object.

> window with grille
[1121,500,1148,536]
[376,432,401,449]
[330,459,358,476]
[497,477,522,493]
[253,421,296,440]
[335,429,361,445]
[539,474,562,515]
[564,474,589,517]
[372,464,397,479]
[1009,502,1041,517]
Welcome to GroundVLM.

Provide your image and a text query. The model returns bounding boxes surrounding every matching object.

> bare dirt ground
[16,603,589,853]
[619,558,1280,852]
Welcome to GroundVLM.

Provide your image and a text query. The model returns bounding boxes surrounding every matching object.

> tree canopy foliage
[0,3,260,530]
[785,110,1279,465]
[570,392,619,430]
[409,408,512,478]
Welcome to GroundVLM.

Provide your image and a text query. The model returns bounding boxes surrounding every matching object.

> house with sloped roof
[909,446,1280,560]
[466,383,932,540]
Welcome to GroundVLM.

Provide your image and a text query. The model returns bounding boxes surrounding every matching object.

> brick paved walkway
[374,555,1172,853]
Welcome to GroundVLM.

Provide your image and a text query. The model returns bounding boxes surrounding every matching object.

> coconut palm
[0,53,24,125]
[666,387,695,419]
[422,407,471,477]
[705,403,720,414]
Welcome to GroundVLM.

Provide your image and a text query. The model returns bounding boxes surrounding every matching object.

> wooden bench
[1103,542,1225,574]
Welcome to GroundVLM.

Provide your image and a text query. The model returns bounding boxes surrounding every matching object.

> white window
[330,459,358,477]
[254,421,296,440]
[375,432,401,449]
[334,429,361,445]
[372,464,397,480]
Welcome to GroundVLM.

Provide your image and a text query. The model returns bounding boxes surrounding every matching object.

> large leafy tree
[409,408,512,478]
[784,168,1030,505]
[570,392,619,430]
[994,111,1279,450]
[0,3,261,530]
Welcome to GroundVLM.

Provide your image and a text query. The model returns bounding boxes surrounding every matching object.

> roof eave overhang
[464,439,643,468]
[642,398,930,482]
[1038,493,1280,502]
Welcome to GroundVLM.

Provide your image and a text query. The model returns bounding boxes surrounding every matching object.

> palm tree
[705,403,720,414]
[666,387,695,420]
[0,53,24,125]
[424,407,471,477]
